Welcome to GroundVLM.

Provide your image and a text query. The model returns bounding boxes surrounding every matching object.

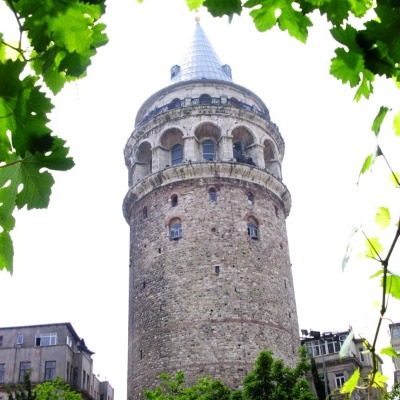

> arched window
[247,218,259,240]
[209,188,217,202]
[202,140,215,161]
[199,94,212,105]
[171,144,183,165]
[171,195,178,207]
[247,192,254,205]
[169,220,182,240]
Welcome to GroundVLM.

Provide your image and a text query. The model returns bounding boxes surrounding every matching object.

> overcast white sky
[1,0,400,398]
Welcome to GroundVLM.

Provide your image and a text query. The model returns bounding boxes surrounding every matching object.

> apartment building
[389,322,400,384]
[0,323,113,400]
[301,329,385,400]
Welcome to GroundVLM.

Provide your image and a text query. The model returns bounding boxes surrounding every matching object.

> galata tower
[123,19,299,399]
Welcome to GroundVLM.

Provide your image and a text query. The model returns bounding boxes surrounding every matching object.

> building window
[171,144,183,165]
[202,140,215,161]
[66,336,73,348]
[359,347,365,362]
[73,367,78,387]
[199,94,212,105]
[16,334,23,345]
[0,336,2,346]
[169,221,182,240]
[67,362,70,382]
[209,188,217,202]
[142,206,148,218]
[35,333,57,346]
[0,364,4,383]
[19,362,30,381]
[44,361,56,381]
[247,192,254,205]
[335,372,345,388]
[247,218,259,240]
[171,195,178,207]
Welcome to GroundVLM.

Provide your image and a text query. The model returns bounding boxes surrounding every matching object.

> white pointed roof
[170,21,232,83]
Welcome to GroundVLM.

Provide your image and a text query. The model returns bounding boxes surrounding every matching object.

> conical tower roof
[170,21,232,83]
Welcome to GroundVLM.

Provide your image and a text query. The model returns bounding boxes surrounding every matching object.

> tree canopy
[144,349,316,400]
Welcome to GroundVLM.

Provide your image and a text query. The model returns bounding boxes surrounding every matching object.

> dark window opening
[199,94,212,105]
[143,206,148,218]
[169,223,182,240]
[247,192,254,205]
[247,222,259,240]
[215,266,220,275]
[44,361,56,381]
[202,140,215,160]
[171,195,178,207]
[209,188,217,201]
[171,144,183,165]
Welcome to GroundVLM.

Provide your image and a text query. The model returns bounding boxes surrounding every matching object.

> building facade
[0,323,113,400]
[123,21,300,398]
[389,322,400,384]
[302,329,385,400]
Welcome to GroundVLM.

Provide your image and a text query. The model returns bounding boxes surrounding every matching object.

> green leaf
[0,231,13,273]
[369,370,388,388]
[381,346,399,357]
[277,3,312,43]
[186,0,204,10]
[15,0,108,94]
[384,273,400,300]
[341,368,360,395]
[246,0,311,41]
[204,0,241,16]
[393,110,400,136]
[364,236,384,259]
[354,69,374,101]
[375,207,390,229]
[358,145,382,181]
[371,106,389,136]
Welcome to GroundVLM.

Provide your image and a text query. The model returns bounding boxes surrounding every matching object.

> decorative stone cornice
[123,161,291,222]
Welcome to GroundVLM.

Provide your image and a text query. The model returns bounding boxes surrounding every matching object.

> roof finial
[194,9,200,23]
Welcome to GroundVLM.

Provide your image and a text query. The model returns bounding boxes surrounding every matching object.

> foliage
[144,348,316,400]
[309,358,326,400]
[0,0,108,273]
[6,373,36,400]
[33,377,81,400]
[144,371,231,400]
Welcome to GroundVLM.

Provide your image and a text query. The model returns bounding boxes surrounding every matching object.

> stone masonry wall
[127,177,299,398]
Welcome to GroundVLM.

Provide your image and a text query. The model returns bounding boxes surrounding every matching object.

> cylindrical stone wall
[126,175,299,398]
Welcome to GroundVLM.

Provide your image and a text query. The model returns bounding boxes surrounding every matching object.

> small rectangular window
[335,372,345,388]
[0,364,5,383]
[16,334,23,345]
[0,336,3,346]
[19,362,30,381]
[44,361,56,381]
[35,333,57,346]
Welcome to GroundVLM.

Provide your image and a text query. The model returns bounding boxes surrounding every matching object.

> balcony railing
[136,96,270,128]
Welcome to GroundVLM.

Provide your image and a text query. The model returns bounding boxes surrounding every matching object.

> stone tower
[123,21,299,399]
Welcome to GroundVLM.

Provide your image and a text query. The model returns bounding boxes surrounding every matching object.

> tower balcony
[122,160,291,222]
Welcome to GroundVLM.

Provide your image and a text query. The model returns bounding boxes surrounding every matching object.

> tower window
[209,188,217,202]
[247,218,259,240]
[199,94,212,105]
[202,140,215,161]
[169,223,182,240]
[171,195,178,207]
[143,206,148,218]
[247,192,254,205]
[171,144,183,165]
